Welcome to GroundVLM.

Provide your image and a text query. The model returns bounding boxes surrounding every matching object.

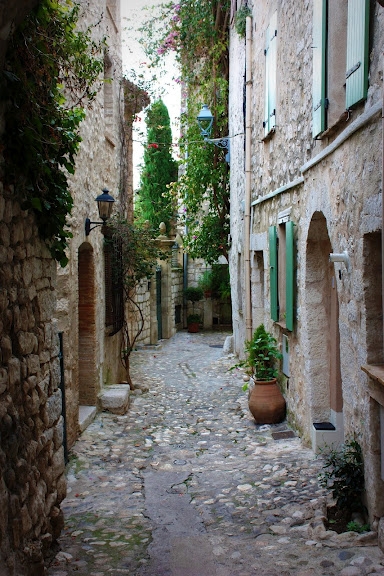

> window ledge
[316,110,350,140]
[361,364,384,386]
[261,128,275,142]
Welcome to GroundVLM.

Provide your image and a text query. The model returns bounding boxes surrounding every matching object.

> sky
[120,0,181,189]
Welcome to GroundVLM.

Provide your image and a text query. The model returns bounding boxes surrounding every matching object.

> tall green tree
[137,99,178,233]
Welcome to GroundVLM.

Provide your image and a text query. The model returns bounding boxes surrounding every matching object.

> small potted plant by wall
[234,324,286,424]
[184,286,203,332]
[186,313,201,333]
[198,269,213,298]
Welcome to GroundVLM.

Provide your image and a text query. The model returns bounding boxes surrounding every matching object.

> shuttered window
[285,221,295,332]
[269,225,279,321]
[269,222,296,330]
[263,11,277,137]
[312,0,327,138]
[345,0,370,109]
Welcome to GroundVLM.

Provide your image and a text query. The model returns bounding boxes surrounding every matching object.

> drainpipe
[382,56,384,359]
[244,15,253,342]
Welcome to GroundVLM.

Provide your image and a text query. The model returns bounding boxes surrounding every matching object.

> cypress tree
[137,99,178,233]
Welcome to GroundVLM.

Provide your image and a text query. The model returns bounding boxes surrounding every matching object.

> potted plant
[184,286,203,332]
[186,313,201,333]
[198,269,213,298]
[234,324,286,424]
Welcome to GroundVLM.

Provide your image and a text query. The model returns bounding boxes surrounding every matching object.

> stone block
[36,289,56,322]
[52,447,65,480]
[378,516,384,553]
[1,335,12,362]
[0,368,7,394]
[8,357,20,387]
[27,354,40,376]
[100,385,130,415]
[16,331,38,355]
[20,504,32,535]
[53,416,64,450]
[50,357,61,391]
[223,335,234,354]
[44,389,62,428]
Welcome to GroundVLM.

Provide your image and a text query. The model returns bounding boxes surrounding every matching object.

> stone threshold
[79,405,97,433]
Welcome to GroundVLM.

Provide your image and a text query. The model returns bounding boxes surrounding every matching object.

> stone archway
[305,212,344,450]
[78,243,97,407]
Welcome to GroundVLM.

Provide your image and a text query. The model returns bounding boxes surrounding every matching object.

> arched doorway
[305,212,344,450]
[78,243,97,407]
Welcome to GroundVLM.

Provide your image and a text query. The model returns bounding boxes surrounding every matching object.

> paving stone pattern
[47,331,384,576]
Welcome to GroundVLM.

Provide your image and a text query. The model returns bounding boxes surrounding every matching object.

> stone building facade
[0,193,65,574]
[229,0,384,536]
[54,0,151,447]
[0,4,66,574]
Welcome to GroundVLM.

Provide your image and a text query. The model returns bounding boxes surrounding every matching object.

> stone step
[99,385,130,415]
[79,405,97,433]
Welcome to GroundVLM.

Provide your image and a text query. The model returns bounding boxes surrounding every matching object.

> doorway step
[79,405,97,433]
[311,410,344,453]
[99,384,130,415]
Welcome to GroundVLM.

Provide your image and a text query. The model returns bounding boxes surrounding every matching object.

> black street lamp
[196,104,230,163]
[85,188,115,236]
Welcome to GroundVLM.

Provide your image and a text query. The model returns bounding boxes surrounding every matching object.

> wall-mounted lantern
[196,104,230,163]
[85,188,115,236]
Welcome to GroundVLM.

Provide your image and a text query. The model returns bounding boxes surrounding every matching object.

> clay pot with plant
[184,286,203,332]
[233,324,286,424]
[198,270,213,298]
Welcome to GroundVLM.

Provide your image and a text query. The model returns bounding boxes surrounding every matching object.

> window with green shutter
[269,222,296,330]
[263,11,277,138]
[269,225,278,321]
[285,221,295,332]
[311,0,369,137]
[312,0,327,138]
[346,0,370,109]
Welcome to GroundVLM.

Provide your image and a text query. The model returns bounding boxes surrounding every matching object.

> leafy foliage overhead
[140,0,231,264]
[1,0,105,265]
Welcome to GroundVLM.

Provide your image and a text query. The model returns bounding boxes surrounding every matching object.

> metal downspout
[382,58,384,358]
[244,16,253,342]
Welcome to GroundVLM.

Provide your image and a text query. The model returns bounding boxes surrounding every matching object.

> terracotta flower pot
[187,322,199,333]
[248,378,286,424]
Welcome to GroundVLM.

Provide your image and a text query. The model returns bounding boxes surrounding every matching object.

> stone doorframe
[304,211,344,451]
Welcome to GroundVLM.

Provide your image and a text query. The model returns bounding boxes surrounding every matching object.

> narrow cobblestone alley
[48,331,384,576]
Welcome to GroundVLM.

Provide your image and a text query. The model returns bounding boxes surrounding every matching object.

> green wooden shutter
[264,11,277,137]
[269,225,278,321]
[346,0,370,108]
[312,0,327,138]
[285,221,295,332]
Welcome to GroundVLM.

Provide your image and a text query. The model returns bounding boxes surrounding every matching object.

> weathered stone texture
[229,0,384,519]
[54,0,128,447]
[0,195,64,574]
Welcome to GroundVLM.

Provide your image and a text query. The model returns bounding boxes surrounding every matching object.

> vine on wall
[0,0,106,266]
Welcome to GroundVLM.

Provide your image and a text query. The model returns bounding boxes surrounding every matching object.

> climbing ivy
[140,0,230,264]
[1,0,106,266]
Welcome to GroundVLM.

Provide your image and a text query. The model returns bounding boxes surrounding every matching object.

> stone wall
[55,0,127,448]
[0,189,65,575]
[229,0,384,525]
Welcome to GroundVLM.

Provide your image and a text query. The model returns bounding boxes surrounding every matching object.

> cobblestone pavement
[47,331,384,576]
